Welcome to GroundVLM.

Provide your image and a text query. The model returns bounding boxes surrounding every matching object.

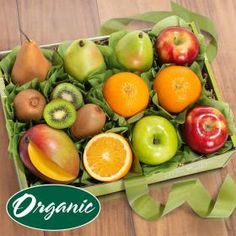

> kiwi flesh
[13,89,46,121]
[51,83,83,109]
[43,99,76,129]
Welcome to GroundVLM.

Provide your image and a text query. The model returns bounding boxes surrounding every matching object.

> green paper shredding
[0,1,235,222]
[97,1,236,220]
[124,175,236,220]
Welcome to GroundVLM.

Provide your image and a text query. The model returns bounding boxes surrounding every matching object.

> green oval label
[6,185,101,231]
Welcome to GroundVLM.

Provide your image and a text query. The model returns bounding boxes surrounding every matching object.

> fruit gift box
[0,8,236,215]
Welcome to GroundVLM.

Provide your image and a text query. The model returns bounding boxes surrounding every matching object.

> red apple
[19,124,80,183]
[183,106,228,154]
[155,26,200,65]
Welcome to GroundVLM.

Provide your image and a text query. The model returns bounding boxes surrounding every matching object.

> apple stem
[204,123,212,131]
[78,40,85,47]
[20,28,31,42]
[153,137,159,145]
[173,36,180,45]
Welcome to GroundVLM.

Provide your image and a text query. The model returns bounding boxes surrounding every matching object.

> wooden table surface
[0,0,236,235]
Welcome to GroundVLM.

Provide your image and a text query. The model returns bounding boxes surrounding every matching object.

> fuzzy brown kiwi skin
[71,103,106,138]
[13,89,46,121]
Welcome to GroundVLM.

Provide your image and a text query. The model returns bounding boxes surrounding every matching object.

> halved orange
[83,133,132,182]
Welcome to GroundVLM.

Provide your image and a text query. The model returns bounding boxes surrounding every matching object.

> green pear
[64,40,106,82]
[115,31,153,72]
[11,40,51,85]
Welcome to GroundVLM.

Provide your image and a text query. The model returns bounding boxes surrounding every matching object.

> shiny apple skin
[155,26,200,65]
[132,116,178,165]
[183,106,228,154]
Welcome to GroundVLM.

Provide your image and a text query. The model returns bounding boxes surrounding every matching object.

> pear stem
[20,28,31,42]
[138,32,143,38]
[78,40,85,47]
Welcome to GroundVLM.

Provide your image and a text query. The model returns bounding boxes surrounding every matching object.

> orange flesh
[83,134,133,182]
[86,137,127,177]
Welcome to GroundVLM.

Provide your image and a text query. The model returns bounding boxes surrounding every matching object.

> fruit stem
[20,28,31,42]
[138,32,143,39]
[153,137,159,145]
[24,136,30,144]
[78,40,85,47]
[204,123,212,131]
[173,36,180,45]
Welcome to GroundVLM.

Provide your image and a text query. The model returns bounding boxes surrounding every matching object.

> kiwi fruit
[13,89,46,121]
[51,83,83,109]
[43,99,76,129]
[71,103,106,138]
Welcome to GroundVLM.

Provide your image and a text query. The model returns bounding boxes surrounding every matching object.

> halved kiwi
[43,99,76,129]
[51,83,83,109]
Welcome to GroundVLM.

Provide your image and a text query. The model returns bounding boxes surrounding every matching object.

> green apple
[132,116,178,165]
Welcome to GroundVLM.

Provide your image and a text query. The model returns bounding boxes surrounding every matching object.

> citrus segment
[103,72,149,117]
[154,66,202,113]
[83,133,132,182]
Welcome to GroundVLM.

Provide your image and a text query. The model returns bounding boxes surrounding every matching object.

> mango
[19,124,80,183]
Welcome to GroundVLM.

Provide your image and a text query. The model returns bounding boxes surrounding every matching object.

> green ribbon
[99,1,218,63]
[98,1,234,220]
[124,175,236,220]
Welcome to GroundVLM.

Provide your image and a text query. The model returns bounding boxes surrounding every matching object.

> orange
[83,133,132,182]
[154,66,202,113]
[103,72,149,117]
